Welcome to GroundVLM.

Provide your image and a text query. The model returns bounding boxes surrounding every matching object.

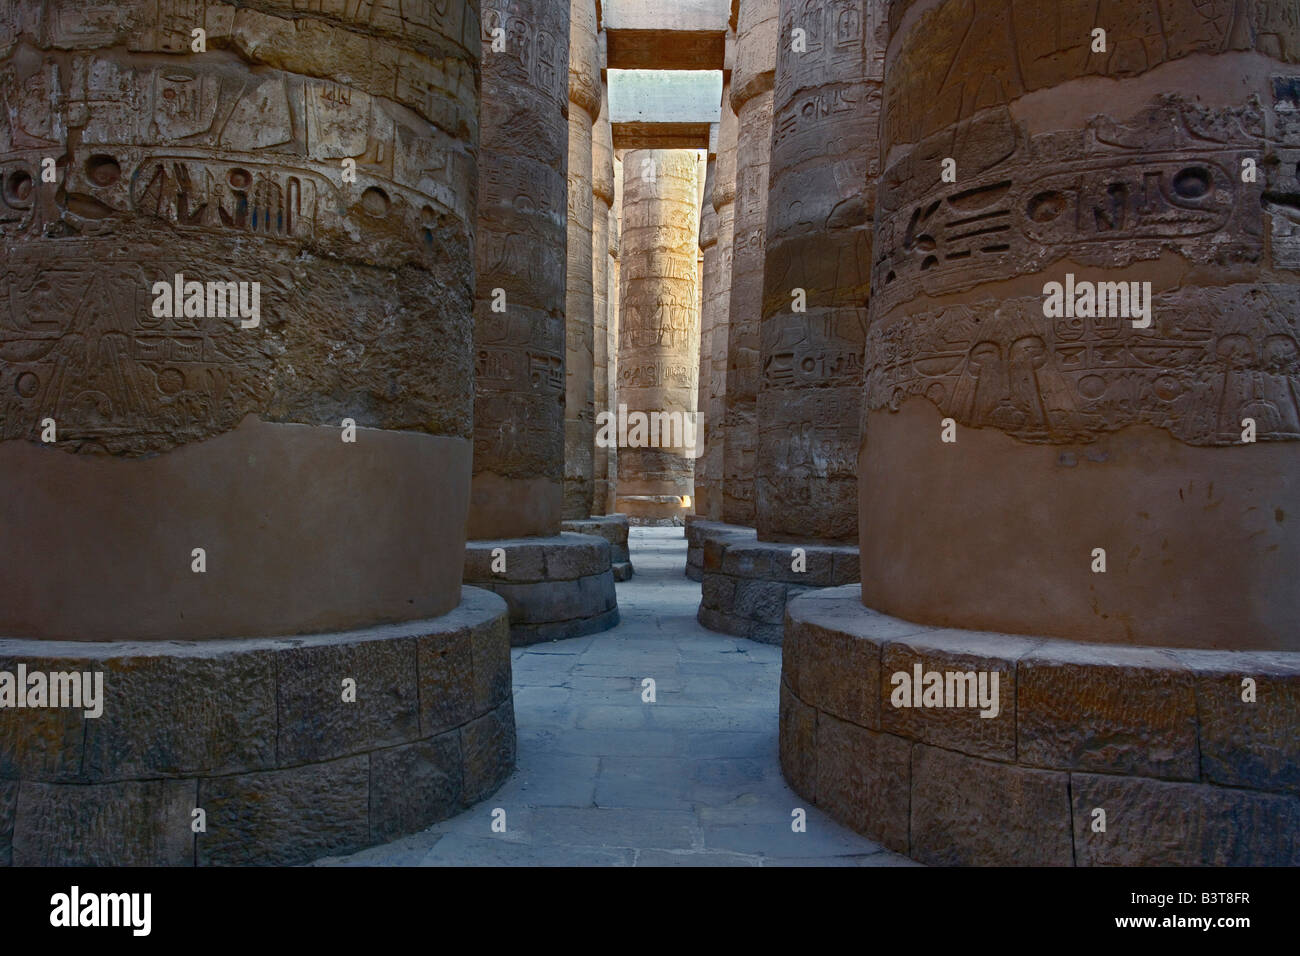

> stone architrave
[723,0,778,526]
[616,150,701,524]
[592,82,615,514]
[470,0,571,540]
[758,0,882,542]
[861,0,1300,651]
[564,0,600,520]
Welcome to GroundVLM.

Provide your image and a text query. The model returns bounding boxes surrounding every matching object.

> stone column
[863,0,1300,650]
[0,0,514,865]
[723,0,777,526]
[685,78,739,580]
[708,81,738,520]
[757,0,881,541]
[608,152,624,511]
[469,0,619,645]
[591,82,614,514]
[694,137,719,519]
[695,0,880,634]
[779,0,1300,869]
[470,0,570,540]
[564,0,600,519]
[616,150,701,523]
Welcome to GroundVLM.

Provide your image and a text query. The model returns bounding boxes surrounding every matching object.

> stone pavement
[318,527,914,866]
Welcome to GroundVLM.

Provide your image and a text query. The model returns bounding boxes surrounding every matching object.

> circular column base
[562,515,633,581]
[616,495,691,526]
[781,586,1300,866]
[464,534,619,646]
[0,587,515,866]
[693,527,858,645]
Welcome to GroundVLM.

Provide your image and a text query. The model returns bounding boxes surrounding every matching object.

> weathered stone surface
[470,611,513,715]
[778,681,817,803]
[880,631,1037,762]
[565,0,600,520]
[814,713,910,853]
[370,733,463,844]
[861,0,1300,650]
[197,756,370,866]
[416,628,476,737]
[616,149,701,523]
[0,652,88,782]
[471,0,572,539]
[1019,643,1198,779]
[14,779,196,867]
[756,0,882,543]
[0,781,18,867]
[0,0,481,641]
[83,650,278,781]
[462,699,518,804]
[911,744,1073,866]
[1072,773,1300,866]
[1173,650,1300,794]
[783,590,883,729]
[277,637,420,764]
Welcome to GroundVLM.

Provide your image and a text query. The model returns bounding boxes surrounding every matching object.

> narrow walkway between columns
[319,528,913,867]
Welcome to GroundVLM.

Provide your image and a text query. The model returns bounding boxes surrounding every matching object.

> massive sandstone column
[757,0,881,542]
[779,0,1300,869]
[723,0,777,526]
[863,0,1300,650]
[617,150,701,523]
[608,152,624,510]
[695,137,719,518]
[564,0,600,519]
[470,0,570,539]
[592,83,614,514]
[696,0,880,634]
[708,83,738,520]
[470,0,618,644]
[562,84,634,582]
[0,0,514,865]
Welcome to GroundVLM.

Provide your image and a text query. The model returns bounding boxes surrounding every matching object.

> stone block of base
[780,585,1300,866]
[696,534,859,646]
[562,514,634,581]
[0,587,514,867]
[684,518,754,581]
[464,533,619,646]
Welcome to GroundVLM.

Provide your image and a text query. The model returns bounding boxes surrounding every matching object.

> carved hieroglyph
[592,81,614,515]
[724,0,778,527]
[757,0,883,542]
[704,83,737,522]
[861,0,1300,650]
[564,0,599,519]
[0,0,480,640]
[471,0,570,539]
[617,149,701,520]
